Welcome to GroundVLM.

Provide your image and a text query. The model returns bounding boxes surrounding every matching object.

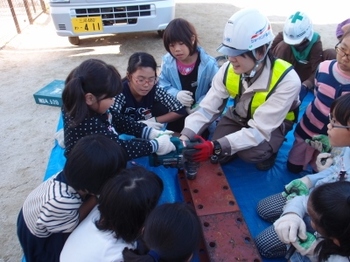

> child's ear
[126,72,131,81]
[191,35,195,45]
[85,93,96,105]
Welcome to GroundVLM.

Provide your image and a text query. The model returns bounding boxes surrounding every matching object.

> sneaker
[256,153,277,171]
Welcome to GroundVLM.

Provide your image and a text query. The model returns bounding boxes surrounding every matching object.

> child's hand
[139,117,164,130]
[282,177,311,200]
[291,232,318,257]
[176,90,194,107]
[315,152,333,172]
[274,213,307,243]
[305,134,331,153]
[154,135,176,155]
[148,128,174,140]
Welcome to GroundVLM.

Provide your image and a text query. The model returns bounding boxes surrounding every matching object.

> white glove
[139,117,164,130]
[316,152,333,172]
[176,91,194,107]
[154,135,176,155]
[273,213,307,243]
[148,128,174,140]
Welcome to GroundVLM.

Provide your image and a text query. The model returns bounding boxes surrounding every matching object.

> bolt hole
[253,259,261,262]
[217,172,222,176]
[229,200,235,206]
[197,204,203,209]
[209,242,216,248]
[203,222,210,227]
[244,237,251,243]
[236,217,243,223]
[222,185,229,190]
[193,189,199,193]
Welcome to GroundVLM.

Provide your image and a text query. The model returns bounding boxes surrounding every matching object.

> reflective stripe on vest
[223,59,295,121]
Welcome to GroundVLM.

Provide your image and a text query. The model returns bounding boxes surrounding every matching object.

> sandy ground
[0,0,345,261]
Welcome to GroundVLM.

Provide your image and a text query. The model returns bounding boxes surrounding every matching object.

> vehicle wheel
[68,36,80,45]
[157,30,164,37]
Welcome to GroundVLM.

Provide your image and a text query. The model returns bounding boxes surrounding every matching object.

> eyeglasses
[328,113,350,129]
[335,43,350,60]
[132,76,157,85]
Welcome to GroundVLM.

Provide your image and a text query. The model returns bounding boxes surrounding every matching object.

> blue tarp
[40,92,314,262]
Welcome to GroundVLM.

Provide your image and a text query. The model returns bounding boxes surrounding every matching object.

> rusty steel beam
[178,160,262,262]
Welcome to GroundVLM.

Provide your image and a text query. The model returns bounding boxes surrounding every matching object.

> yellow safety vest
[223,58,296,122]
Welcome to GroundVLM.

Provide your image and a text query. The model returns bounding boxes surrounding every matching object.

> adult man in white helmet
[180,8,301,171]
[272,11,336,102]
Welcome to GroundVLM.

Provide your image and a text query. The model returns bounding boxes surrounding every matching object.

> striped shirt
[295,60,350,140]
[22,172,82,238]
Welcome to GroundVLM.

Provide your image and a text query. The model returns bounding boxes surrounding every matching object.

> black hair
[242,44,273,62]
[96,166,164,243]
[62,58,122,127]
[330,92,350,127]
[123,202,201,262]
[309,181,350,261]
[63,134,127,195]
[126,52,158,78]
[163,18,198,58]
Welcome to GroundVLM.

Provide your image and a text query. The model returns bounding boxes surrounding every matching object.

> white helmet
[217,8,274,57]
[283,11,314,45]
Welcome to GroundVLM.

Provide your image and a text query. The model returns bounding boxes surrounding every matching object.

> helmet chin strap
[243,42,272,78]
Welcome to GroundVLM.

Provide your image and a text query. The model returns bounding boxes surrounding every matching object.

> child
[255,93,350,259]
[287,30,350,174]
[17,134,127,262]
[123,202,202,262]
[60,166,164,262]
[271,11,336,102]
[158,18,218,134]
[112,52,187,130]
[62,58,175,160]
[285,181,350,262]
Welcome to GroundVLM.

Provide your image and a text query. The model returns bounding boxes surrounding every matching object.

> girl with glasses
[287,30,350,174]
[255,93,350,261]
[112,52,187,132]
[62,58,176,161]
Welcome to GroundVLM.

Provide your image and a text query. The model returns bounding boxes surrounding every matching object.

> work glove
[139,117,164,130]
[281,176,311,200]
[148,128,174,140]
[184,135,214,162]
[305,134,331,153]
[291,232,319,257]
[176,90,194,107]
[274,213,307,244]
[315,152,333,172]
[154,135,176,155]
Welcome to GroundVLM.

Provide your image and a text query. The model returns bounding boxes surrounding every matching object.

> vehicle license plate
[71,16,103,33]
